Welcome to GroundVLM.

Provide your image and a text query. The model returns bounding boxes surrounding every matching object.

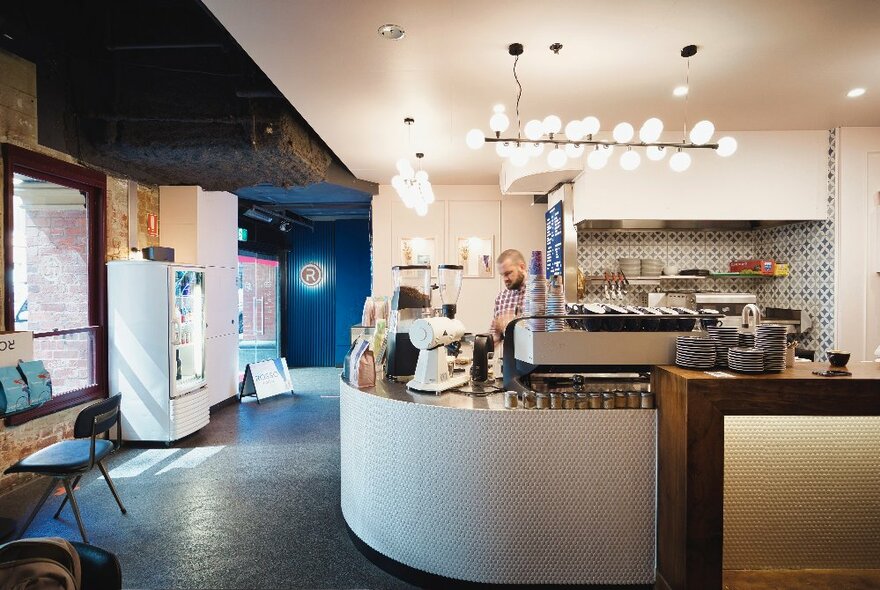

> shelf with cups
[585,274,780,285]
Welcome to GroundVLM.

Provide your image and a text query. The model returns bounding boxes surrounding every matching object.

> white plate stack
[755,324,787,372]
[728,347,764,373]
[738,332,756,348]
[675,336,717,369]
[545,275,566,332]
[707,326,738,367]
[525,250,547,331]
[640,258,664,277]
[618,257,641,277]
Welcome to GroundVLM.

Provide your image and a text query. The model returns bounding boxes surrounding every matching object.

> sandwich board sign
[240,357,294,403]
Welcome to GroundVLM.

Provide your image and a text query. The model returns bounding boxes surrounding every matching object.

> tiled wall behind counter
[575,129,836,357]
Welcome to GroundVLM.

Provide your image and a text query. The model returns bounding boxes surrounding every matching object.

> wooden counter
[653,362,880,590]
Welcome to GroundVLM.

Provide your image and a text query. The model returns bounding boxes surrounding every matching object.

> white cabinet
[160,185,240,406]
[572,130,828,221]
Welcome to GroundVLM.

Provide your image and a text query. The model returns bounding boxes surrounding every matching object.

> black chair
[4,395,127,544]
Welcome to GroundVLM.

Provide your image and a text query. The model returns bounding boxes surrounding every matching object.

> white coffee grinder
[406,316,469,393]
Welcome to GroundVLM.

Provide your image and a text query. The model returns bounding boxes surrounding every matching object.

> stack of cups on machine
[545,274,566,332]
[525,250,547,331]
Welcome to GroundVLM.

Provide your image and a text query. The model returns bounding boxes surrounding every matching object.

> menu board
[545,200,563,279]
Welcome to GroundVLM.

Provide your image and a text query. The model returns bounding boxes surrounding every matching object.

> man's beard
[507,274,524,290]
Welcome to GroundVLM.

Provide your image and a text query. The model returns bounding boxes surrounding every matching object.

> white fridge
[108,260,210,442]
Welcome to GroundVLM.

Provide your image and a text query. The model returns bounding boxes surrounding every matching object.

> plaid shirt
[489,283,526,342]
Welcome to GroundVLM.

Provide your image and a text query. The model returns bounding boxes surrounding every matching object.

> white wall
[836,127,880,361]
[373,185,545,334]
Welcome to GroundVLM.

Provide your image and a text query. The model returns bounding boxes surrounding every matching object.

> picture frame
[457,236,494,278]
[399,237,436,275]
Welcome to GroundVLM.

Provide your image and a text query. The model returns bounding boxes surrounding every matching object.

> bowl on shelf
[662,265,681,276]
[827,350,851,367]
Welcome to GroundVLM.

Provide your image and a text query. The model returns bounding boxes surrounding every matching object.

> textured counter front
[340,378,657,585]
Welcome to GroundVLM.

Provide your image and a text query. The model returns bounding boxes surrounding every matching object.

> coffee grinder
[437,264,463,319]
[386,265,432,379]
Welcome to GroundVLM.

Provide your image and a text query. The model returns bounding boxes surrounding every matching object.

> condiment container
[627,391,641,409]
[576,393,589,410]
[504,391,518,409]
[535,392,550,410]
[522,392,536,409]
[640,391,655,409]
[602,393,615,409]
[563,393,577,410]
[589,393,602,409]
[550,393,563,410]
[614,391,627,409]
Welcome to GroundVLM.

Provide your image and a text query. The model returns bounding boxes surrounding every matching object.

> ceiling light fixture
[847,87,866,98]
[391,118,434,216]
[377,24,405,41]
[466,43,737,172]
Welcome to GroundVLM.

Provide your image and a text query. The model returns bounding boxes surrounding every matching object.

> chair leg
[16,477,58,540]
[97,461,127,515]
[53,475,82,519]
[62,478,89,544]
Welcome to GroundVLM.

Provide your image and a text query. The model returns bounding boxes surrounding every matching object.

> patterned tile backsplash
[575,130,836,358]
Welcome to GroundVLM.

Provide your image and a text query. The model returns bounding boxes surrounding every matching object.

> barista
[489,249,526,346]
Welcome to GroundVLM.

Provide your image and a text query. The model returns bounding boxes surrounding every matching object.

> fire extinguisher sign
[147,213,159,237]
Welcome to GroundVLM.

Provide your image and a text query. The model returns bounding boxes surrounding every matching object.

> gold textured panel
[724,416,880,569]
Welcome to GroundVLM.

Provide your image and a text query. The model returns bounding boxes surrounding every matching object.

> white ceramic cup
[662,265,680,276]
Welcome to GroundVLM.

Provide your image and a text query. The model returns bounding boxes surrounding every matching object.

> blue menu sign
[545,201,563,279]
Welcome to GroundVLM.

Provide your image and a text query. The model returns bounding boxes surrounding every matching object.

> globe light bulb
[564,119,585,141]
[582,116,600,136]
[493,104,506,114]
[620,149,641,171]
[542,115,562,135]
[495,141,513,157]
[646,145,667,161]
[423,185,435,204]
[509,145,530,167]
[673,85,688,97]
[669,150,692,172]
[639,117,664,143]
[465,129,485,150]
[524,119,544,141]
[716,136,738,157]
[396,158,413,175]
[391,175,405,192]
[689,120,715,145]
[415,170,429,182]
[528,142,545,157]
[547,147,568,169]
[587,148,608,170]
[489,112,510,133]
[415,201,428,216]
[564,143,585,158]
[599,144,614,156]
[613,122,634,143]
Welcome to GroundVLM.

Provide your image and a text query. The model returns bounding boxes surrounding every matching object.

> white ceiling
[204,0,880,185]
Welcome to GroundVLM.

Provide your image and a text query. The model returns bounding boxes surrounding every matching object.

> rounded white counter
[339,378,657,586]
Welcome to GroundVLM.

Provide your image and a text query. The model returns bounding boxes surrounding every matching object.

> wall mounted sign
[545,201,563,279]
[147,213,159,237]
[300,263,324,287]
[238,227,248,242]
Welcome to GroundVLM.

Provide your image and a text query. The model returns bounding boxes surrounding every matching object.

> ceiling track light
[391,118,434,216]
[465,43,737,172]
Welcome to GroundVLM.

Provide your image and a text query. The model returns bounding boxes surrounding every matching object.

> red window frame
[2,144,108,424]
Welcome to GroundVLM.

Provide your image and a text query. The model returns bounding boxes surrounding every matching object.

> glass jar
[550,393,563,410]
[522,392,536,409]
[627,391,641,409]
[391,265,432,310]
[504,390,518,409]
[589,393,603,409]
[614,391,627,409]
[576,393,589,410]
[640,391,655,409]
[535,392,550,410]
[602,392,615,409]
[563,393,577,410]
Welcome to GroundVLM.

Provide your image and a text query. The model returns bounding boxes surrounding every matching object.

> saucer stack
[675,336,717,369]
[707,326,738,367]
[525,250,547,331]
[728,347,764,373]
[755,324,787,372]
[545,275,566,332]
[738,331,756,348]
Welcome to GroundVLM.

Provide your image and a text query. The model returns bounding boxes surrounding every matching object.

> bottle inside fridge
[173,269,205,394]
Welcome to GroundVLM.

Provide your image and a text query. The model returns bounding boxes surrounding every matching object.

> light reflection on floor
[102,446,225,479]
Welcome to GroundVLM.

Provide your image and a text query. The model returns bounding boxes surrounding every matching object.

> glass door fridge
[171,267,206,398]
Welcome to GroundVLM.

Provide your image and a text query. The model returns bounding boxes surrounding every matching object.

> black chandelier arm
[483,136,720,150]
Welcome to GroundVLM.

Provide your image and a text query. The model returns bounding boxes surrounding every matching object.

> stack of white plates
[640,258,664,277]
[675,336,717,369]
[728,347,764,373]
[755,324,787,372]
[738,332,756,348]
[707,326,738,367]
[618,257,641,277]
[545,278,566,332]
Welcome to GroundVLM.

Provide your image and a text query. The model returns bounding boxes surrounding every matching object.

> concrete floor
[0,368,416,590]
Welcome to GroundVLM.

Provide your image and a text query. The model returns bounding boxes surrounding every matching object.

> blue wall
[286,219,370,367]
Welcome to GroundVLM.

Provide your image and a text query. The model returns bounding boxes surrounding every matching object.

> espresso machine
[386,265,432,379]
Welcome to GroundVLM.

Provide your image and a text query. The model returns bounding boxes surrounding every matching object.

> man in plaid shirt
[490,249,527,346]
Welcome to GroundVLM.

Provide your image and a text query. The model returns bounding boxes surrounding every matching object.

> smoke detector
[377,24,405,41]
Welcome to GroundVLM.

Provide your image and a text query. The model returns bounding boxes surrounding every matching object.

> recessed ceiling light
[673,85,689,97]
[847,87,866,98]
[377,24,405,41]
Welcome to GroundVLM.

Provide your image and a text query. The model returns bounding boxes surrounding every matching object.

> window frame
[2,144,107,424]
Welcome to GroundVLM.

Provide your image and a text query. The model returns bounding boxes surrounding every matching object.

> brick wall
[0,48,160,496]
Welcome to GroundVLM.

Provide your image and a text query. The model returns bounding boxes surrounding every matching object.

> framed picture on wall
[400,237,436,275]
[457,237,494,278]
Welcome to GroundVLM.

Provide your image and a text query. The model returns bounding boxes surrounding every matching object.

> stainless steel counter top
[342,376,507,410]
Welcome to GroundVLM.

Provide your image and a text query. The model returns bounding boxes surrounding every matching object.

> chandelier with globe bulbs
[391,118,434,216]
[465,43,737,172]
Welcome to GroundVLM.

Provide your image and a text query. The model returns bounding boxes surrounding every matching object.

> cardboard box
[774,262,790,276]
[730,259,777,275]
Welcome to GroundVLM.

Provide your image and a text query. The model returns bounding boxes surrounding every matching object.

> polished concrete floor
[0,368,416,589]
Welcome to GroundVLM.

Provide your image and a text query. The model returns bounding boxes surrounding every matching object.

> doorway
[237,250,281,372]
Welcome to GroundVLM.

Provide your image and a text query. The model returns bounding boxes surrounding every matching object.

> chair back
[73,395,121,439]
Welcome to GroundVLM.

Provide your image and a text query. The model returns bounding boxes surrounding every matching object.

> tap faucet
[741,303,762,332]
